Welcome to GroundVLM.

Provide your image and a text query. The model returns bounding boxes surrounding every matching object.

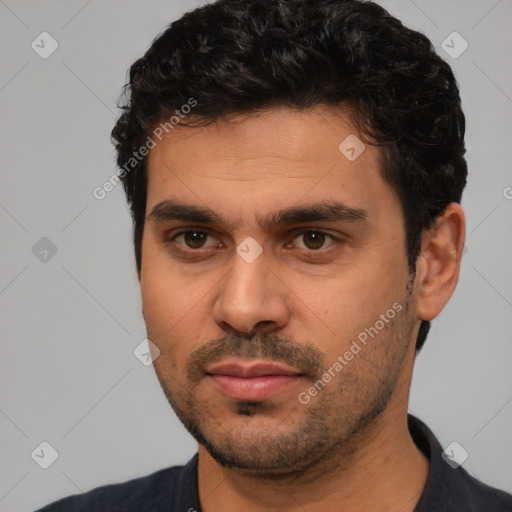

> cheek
[318,255,408,350]
[140,239,186,344]
[140,269,193,379]
[140,240,218,359]
[141,233,187,316]
[141,272,198,342]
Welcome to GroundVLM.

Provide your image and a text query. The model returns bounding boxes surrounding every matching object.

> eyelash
[167,229,341,255]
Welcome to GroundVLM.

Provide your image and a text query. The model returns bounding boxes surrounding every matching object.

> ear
[415,203,465,321]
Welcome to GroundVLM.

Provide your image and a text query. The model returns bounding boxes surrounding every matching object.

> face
[141,106,418,476]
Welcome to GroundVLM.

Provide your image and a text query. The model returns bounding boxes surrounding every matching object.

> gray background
[1,1,511,510]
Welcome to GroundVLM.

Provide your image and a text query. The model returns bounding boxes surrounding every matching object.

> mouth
[205,360,305,401]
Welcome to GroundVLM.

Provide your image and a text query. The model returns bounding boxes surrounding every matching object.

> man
[37,0,512,510]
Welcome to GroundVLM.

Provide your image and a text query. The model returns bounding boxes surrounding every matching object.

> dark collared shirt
[36,415,512,511]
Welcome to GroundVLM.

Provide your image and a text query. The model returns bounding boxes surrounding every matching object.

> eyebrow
[147,199,368,230]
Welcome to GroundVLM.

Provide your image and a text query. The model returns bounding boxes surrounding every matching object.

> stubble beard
[151,297,415,479]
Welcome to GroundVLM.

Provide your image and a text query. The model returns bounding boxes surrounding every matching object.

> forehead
[148,105,368,172]
[145,106,398,227]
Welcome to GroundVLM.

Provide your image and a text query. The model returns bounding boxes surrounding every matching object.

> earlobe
[415,203,466,321]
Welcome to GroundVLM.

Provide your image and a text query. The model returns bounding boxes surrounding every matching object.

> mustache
[186,332,326,384]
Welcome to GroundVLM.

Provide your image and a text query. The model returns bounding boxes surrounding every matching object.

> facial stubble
[151,293,416,479]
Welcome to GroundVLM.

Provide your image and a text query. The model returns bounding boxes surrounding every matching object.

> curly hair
[111,0,467,352]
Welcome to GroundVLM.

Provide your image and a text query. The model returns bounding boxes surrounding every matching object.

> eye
[288,231,337,251]
[168,229,338,254]
[171,230,222,250]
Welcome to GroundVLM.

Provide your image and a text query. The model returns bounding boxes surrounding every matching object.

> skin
[140,105,465,511]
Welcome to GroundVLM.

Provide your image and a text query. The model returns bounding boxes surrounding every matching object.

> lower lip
[210,375,301,401]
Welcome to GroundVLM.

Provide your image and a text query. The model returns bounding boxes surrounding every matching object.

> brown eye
[172,230,214,249]
[291,231,335,251]
[302,231,326,250]
[184,231,208,248]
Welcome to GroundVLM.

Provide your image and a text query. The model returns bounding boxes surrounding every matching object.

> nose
[212,250,291,336]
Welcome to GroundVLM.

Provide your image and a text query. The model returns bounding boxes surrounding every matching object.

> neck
[198,406,428,512]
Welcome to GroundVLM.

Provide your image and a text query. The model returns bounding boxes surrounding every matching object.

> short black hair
[111,0,467,353]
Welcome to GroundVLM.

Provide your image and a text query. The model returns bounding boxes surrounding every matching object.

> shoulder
[35,464,190,512]
[459,472,512,511]
[409,415,512,511]
[420,464,512,511]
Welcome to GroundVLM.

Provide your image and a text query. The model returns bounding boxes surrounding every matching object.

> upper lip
[205,361,302,378]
